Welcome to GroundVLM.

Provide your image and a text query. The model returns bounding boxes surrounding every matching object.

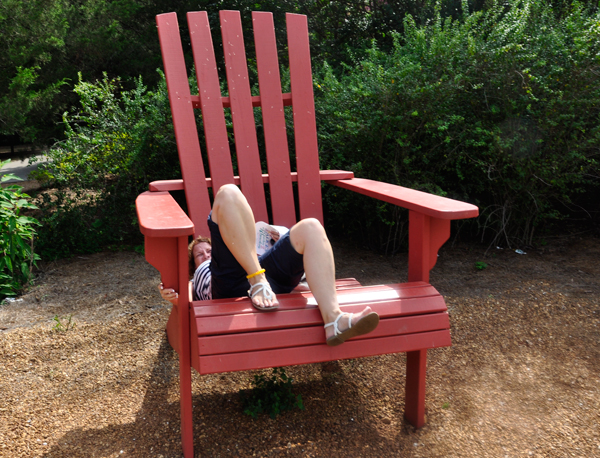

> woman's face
[192,242,212,268]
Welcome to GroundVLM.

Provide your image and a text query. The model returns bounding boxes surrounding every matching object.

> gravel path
[1,236,599,457]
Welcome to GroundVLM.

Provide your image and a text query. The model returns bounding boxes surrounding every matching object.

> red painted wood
[190,92,293,108]
[147,11,482,450]
[148,170,355,192]
[327,178,480,220]
[430,216,451,270]
[219,10,269,222]
[408,212,430,283]
[176,236,194,458]
[187,12,236,193]
[149,180,186,192]
[192,282,440,317]
[166,306,181,354]
[197,312,450,355]
[408,212,451,283]
[189,278,361,359]
[146,234,182,355]
[405,349,428,428]
[253,11,297,227]
[195,330,450,374]
[168,283,195,355]
[136,191,194,238]
[144,235,179,292]
[156,13,211,238]
[286,13,323,223]
[194,295,446,336]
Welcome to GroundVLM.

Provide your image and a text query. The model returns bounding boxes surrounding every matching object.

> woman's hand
[158,283,179,305]
[266,228,280,243]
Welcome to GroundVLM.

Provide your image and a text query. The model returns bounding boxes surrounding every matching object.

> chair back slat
[252,11,297,228]
[286,13,323,224]
[219,10,269,223]
[188,12,236,193]
[157,13,212,237]
[157,10,325,235]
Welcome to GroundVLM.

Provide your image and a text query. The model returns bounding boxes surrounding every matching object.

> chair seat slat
[197,312,450,356]
[193,292,446,336]
[192,282,439,317]
[194,330,452,374]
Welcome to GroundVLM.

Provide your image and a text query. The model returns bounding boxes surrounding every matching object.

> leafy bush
[0,160,41,298]
[316,0,600,249]
[33,71,179,259]
[240,367,304,419]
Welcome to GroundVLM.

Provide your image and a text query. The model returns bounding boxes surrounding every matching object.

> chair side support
[136,191,195,456]
[327,178,478,429]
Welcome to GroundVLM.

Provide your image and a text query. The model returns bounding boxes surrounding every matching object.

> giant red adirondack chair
[136,10,479,457]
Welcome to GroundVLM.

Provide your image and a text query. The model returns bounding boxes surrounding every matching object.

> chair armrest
[326,178,479,220]
[136,191,195,237]
[136,191,192,308]
[327,178,478,282]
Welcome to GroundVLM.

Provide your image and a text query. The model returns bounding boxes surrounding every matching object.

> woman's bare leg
[212,184,277,308]
[289,218,376,341]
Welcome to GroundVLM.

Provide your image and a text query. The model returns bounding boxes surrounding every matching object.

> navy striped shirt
[192,260,212,301]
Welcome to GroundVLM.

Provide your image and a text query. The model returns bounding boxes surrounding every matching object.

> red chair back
[157,11,323,237]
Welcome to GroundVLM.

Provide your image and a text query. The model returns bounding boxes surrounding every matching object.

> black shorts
[208,214,305,299]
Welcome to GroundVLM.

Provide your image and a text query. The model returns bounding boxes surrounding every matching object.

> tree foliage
[317,0,600,249]
[0,0,68,141]
[0,0,444,144]
[6,0,598,259]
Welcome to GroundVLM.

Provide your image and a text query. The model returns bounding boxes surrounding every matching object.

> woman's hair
[188,236,211,276]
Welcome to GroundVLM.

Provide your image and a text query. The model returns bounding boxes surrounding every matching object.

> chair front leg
[175,236,194,458]
[404,349,427,428]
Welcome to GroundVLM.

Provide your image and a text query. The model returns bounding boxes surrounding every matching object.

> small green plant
[474,261,488,271]
[442,402,450,409]
[240,367,304,419]
[52,314,76,332]
[0,159,41,299]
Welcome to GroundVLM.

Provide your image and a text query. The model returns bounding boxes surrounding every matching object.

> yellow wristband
[246,268,266,279]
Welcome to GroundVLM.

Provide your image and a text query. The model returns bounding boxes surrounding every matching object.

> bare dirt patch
[1,236,599,457]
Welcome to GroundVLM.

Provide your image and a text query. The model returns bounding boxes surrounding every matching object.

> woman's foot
[324,306,379,346]
[248,274,279,310]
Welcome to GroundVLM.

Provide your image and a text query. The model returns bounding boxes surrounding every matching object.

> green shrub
[316,0,600,249]
[33,71,179,259]
[0,160,41,298]
[240,367,304,419]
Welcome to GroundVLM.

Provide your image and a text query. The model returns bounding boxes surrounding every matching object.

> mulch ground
[1,235,599,457]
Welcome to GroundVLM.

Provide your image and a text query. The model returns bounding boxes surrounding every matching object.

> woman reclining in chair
[159,184,379,347]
